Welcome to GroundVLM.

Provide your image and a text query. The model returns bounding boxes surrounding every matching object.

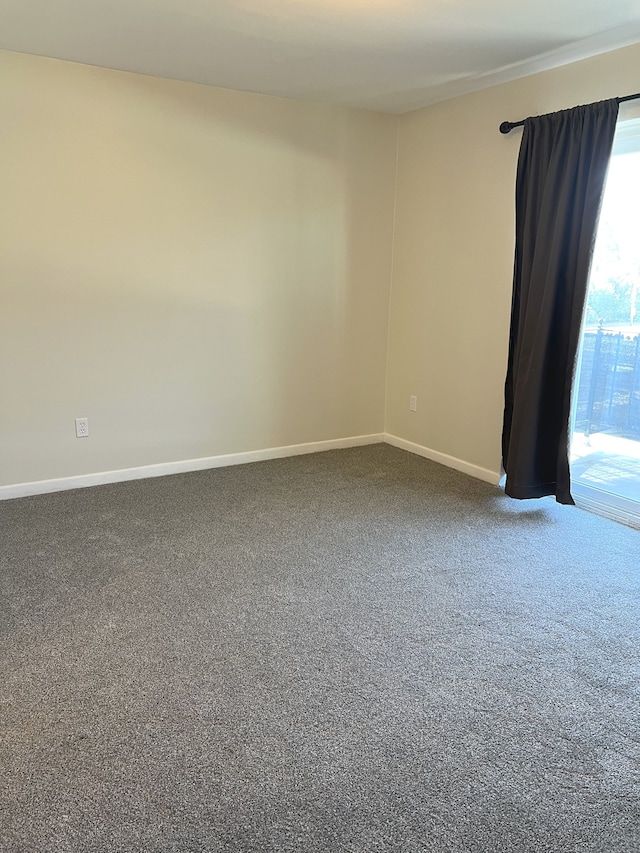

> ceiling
[1,0,640,113]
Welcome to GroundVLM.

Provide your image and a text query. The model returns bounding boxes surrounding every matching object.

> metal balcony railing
[574,324,640,440]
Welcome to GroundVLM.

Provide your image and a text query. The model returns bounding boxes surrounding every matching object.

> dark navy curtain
[502,99,619,505]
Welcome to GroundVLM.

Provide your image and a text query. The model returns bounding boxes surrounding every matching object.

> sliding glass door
[571,115,640,527]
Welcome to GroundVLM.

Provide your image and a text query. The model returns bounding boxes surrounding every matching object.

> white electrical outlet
[75,417,89,438]
[409,395,417,412]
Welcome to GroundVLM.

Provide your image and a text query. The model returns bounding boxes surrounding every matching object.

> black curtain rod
[499,92,640,134]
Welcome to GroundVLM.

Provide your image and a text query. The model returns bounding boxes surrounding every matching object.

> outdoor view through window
[571,117,640,525]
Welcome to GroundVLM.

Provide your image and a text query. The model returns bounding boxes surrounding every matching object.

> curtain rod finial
[499,121,513,134]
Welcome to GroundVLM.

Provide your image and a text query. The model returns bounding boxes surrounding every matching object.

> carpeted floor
[1,444,639,852]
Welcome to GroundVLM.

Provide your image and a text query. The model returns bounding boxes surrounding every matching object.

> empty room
[1,1,640,850]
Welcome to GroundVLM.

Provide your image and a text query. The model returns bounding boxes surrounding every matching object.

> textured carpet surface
[1,445,639,852]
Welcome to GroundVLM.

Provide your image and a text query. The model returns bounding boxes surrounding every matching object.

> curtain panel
[502,99,619,505]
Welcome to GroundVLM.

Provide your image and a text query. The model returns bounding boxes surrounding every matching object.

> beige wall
[0,50,398,487]
[3,41,640,490]
[386,42,640,478]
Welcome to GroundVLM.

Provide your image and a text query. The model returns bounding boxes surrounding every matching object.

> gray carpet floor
[1,444,639,852]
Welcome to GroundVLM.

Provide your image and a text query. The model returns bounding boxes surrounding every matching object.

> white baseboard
[0,432,500,501]
[384,433,501,485]
[0,433,384,501]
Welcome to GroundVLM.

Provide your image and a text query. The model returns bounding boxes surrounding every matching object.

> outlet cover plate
[75,417,89,438]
